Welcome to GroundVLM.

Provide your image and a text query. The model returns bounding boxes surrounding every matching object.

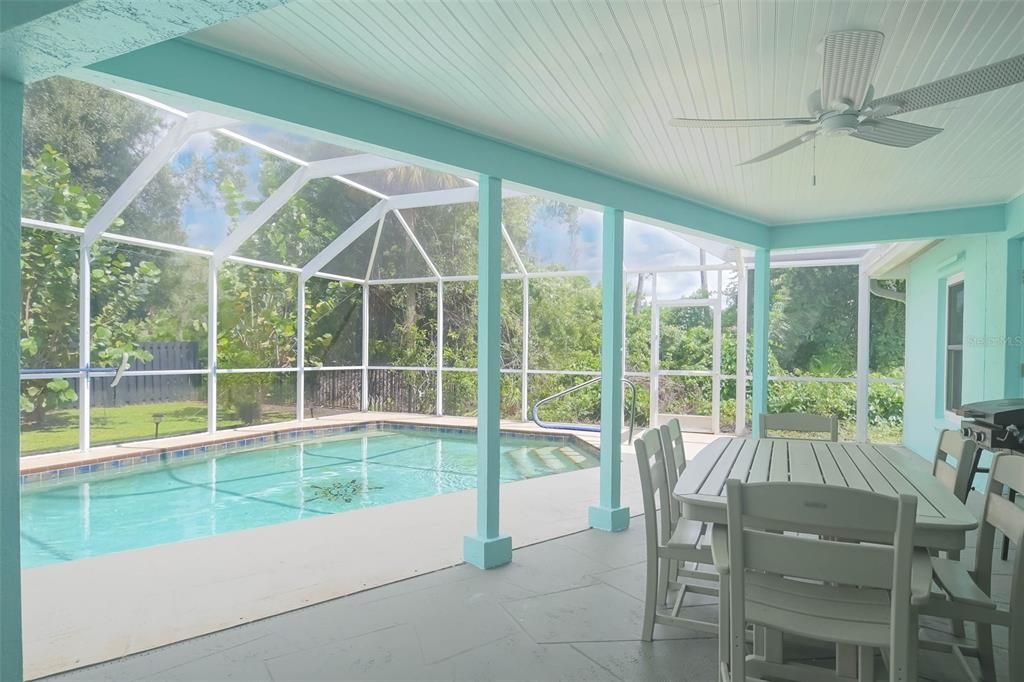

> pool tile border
[19,420,599,490]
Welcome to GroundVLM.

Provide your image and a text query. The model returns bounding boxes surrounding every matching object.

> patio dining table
[672,436,980,678]
[672,436,978,551]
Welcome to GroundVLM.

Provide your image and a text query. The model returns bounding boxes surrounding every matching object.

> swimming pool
[20,426,598,568]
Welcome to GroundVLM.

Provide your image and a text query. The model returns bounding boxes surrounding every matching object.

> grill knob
[975,431,987,444]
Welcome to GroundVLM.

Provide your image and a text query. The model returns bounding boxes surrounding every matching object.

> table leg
[857,646,874,682]
[836,643,857,678]
[763,628,782,662]
[1002,488,1016,561]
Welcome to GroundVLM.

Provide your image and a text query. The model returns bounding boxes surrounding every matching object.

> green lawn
[21,401,295,455]
[21,402,904,456]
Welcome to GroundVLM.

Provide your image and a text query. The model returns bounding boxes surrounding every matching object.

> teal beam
[1,1,288,82]
[86,39,769,248]
[464,175,511,569]
[752,248,771,438]
[589,208,630,532]
[0,76,24,682]
[770,204,1006,250]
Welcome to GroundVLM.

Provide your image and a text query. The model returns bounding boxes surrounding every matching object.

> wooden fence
[91,342,201,407]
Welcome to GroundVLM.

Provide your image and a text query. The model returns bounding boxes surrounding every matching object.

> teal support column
[463,175,512,569]
[589,207,630,532]
[0,76,24,682]
[752,248,771,437]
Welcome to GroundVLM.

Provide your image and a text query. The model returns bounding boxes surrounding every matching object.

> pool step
[506,448,538,478]
[536,446,571,472]
[561,447,592,468]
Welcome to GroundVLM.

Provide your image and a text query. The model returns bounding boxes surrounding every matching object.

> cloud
[521,204,730,299]
[182,201,229,250]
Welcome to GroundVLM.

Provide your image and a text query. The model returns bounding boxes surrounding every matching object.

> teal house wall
[901,194,1024,462]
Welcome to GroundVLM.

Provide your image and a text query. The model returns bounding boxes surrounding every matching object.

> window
[945,276,965,412]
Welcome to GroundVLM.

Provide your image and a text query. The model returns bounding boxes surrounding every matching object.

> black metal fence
[305,369,361,415]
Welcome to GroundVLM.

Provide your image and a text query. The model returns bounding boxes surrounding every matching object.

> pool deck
[19,411,605,477]
[43,497,1015,682]
[21,411,720,679]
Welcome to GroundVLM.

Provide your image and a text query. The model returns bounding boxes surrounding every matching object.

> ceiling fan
[669,30,1024,165]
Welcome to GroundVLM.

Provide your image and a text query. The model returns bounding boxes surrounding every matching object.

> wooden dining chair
[759,412,839,441]
[634,429,717,639]
[713,480,932,682]
[658,418,719,598]
[932,429,979,505]
[919,452,1024,682]
[929,429,980,639]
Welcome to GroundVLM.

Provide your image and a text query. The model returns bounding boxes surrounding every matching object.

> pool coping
[18,417,600,489]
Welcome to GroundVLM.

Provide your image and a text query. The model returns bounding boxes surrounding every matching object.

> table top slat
[873,445,971,523]
[747,440,773,483]
[812,441,847,486]
[768,440,789,483]
[788,440,824,484]
[856,444,942,518]
[727,439,760,484]
[698,438,746,496]
[843,444,898,496]
[827,443,871,491]
[675,437,732,496]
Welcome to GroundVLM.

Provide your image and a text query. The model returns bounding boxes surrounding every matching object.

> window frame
[944,273,965,419]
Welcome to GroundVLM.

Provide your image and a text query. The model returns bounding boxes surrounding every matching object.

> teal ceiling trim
[85,39,770,248]
[1,1,287,82]
[770,204,1007,250]
[1006,192,1024,238]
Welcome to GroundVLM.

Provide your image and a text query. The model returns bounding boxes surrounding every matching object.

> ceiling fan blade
[669,117,816,128]
[851,118,942,148]
[739,132,817,165]
[820,30,885,110]
[807,89,823,116]
[870,52,1024,116]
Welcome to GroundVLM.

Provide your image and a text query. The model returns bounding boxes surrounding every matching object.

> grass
[21,401,294,456]
[21,402,906,456]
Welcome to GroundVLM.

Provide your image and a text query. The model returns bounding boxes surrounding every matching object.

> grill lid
[957,399,1024,427]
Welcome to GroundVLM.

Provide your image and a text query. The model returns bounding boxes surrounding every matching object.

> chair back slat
[634,429,672,546]
[659,418,686,522]
[982,454,1024,545]
[738,481,903,537]
[987,494,1024,546]
[759,412,839,441]
[933,459,959,493]
[742,531,896,588]
[932,429,977,503]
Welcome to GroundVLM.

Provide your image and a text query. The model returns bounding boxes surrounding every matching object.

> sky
[525,206,717,298]
[133,124,730,294]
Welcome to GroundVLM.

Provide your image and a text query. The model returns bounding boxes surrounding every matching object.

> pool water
[20,429,597,568]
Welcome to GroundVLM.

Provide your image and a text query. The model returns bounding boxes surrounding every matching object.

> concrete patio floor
[21,413,719,679]
[43,491,1015,682]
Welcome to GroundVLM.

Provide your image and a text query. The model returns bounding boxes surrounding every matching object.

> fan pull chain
[812,136,817,187]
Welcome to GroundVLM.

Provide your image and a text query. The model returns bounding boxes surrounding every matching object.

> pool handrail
[531,377,638,442]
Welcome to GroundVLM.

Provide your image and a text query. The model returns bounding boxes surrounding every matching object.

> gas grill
[957,399,1024,453]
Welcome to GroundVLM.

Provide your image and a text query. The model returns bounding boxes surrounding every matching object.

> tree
[20,146,167,424]
[20,77,198,425]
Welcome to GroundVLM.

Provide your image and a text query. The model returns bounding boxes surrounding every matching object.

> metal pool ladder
[531,377,638,442]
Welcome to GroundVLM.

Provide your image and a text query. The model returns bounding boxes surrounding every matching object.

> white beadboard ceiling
[191,0,1024,224]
